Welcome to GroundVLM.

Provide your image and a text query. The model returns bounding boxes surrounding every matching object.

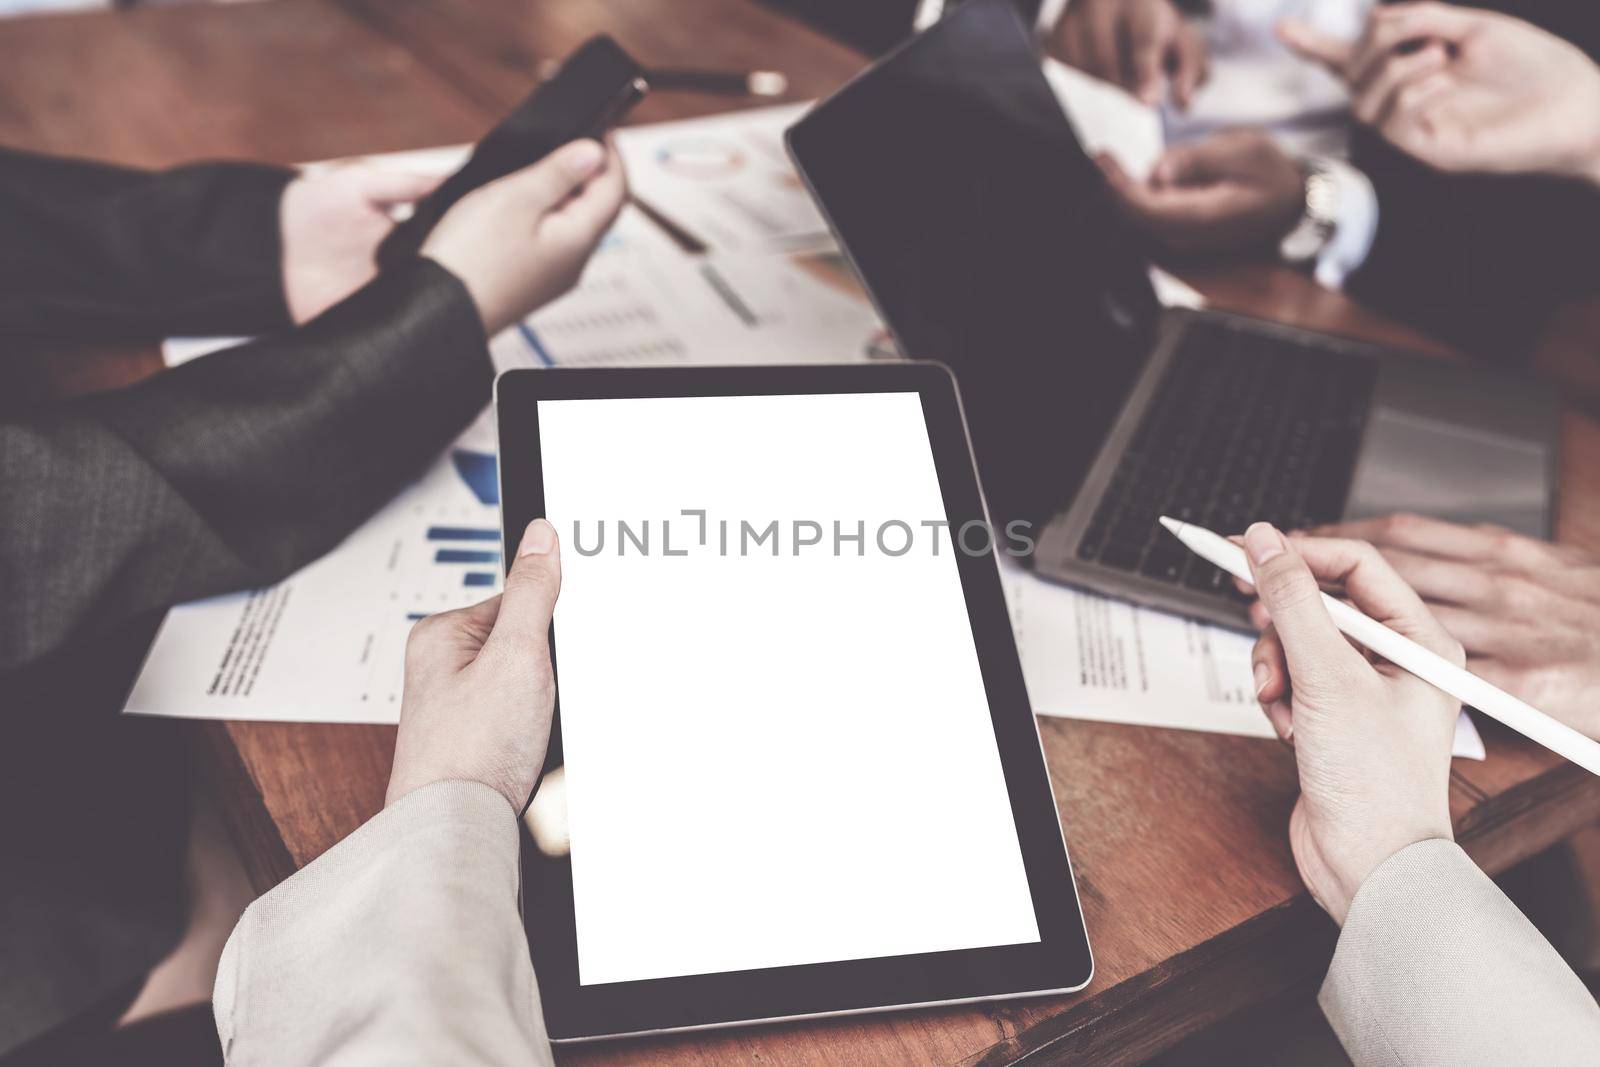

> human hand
[1300,514,1600,741]
[1049,0,1208,108]
[1279,2,1600,185]
[1098,129,1304,256]
[386,519,562,814]
[1239,523,1460,924]
[422,138,626,336]
[279,165,443,324]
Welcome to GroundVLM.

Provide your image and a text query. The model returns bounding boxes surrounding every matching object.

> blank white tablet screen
[538,392,1040,987]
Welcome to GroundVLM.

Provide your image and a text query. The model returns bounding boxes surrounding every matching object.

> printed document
[613,102,831,253]
[1000,562,1486,758]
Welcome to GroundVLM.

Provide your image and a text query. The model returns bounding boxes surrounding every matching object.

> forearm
[1320,839,1600,1066]
[215,780,551,1066]
[0,146,293,339]
[0,258,489,669]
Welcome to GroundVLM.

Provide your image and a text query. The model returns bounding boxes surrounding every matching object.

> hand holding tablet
[496,363,1092,1040]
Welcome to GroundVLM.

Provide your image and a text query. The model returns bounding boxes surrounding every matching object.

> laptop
[785,0,1558,628]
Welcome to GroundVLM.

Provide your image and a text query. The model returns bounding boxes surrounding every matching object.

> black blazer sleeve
[0,146,294,340]
[1346,134,1600,360]
[0,257,490,670]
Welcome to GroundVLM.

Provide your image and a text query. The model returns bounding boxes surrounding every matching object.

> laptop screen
[788,0,1160,527]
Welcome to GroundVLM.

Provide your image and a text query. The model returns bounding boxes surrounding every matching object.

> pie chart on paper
[655,138,746,179]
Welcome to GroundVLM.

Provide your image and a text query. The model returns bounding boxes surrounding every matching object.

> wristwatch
[1279,159,1341,266]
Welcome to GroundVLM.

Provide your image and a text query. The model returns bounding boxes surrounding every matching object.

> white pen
[1160,516,1600,777]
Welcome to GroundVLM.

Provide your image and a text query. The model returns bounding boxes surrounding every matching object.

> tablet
[497,363,1091,1041]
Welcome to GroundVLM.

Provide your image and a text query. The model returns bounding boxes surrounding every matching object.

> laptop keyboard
[1075,319,1377,595]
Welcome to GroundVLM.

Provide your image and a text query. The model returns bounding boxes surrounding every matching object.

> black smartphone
[377,35,647,268]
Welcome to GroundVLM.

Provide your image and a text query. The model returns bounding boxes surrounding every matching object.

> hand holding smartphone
[378,35,647,269]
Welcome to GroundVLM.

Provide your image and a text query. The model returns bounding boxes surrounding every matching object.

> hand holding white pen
[1177,519,1464,922]
[1162,517,1600,779]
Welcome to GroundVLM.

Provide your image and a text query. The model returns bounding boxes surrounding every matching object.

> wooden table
[3,2,1597,1063]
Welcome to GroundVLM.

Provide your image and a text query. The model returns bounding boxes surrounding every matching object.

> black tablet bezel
[496,363,1092,1041]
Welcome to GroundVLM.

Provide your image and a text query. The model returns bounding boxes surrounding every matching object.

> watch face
[1281,168,1339,264]
[1306,170,1340,221]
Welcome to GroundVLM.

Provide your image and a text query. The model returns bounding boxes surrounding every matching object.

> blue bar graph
[451,449,499,506]
[518,323,556,367]
[427,526,499,542]
[435,548,500,564]
[463,571,497,588]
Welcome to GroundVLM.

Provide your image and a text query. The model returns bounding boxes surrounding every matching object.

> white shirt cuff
[1310,156,1379,290]
[1036,0,1069,35]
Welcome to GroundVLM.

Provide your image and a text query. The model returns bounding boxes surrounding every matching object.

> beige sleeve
[1320,838,1600,1066]
[213,780,552,1067]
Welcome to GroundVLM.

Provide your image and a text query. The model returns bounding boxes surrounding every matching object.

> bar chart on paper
[124,438,508,724]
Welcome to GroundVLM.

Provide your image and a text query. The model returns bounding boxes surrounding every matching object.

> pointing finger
[1084,0,1126,89]
[1277,17,1355,78]
[1170,20,1209,109]
[1127,1,1175,105]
